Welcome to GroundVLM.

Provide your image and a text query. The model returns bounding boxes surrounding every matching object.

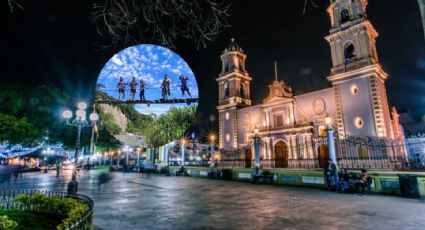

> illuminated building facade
[217,0,403,168]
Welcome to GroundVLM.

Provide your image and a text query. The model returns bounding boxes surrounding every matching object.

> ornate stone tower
[325,0,393,139]
[217,38,252,149]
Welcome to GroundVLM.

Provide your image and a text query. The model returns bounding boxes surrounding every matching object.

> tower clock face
[313,98,326,115]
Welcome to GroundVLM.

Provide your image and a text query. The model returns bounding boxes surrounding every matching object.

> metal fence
[0,190,94,230]
[216,135,425,170]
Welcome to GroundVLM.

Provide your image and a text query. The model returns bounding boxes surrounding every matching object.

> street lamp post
[325,114,337,166]
[126,147,133,166]
[181,139,186,166]
[62,101,98,194]
[117,150,121,167]
[253,128,261,167]
[62,102,98,164]
[137,147,141,166]
[210,134,215,165]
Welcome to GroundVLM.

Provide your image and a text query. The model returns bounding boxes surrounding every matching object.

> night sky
[1,0,424,136]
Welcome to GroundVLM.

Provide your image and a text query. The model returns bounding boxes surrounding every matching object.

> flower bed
[0,190,93,230]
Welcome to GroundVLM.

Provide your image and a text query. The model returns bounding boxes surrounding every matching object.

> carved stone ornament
[313,98,326,115]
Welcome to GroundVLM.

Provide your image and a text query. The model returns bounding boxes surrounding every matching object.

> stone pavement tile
[3,172,425,229]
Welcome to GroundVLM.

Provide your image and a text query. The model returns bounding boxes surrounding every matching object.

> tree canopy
[0,81,116,149]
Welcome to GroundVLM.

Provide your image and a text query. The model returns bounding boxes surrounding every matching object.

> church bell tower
[326,0,393,139]
[217,38,252,149]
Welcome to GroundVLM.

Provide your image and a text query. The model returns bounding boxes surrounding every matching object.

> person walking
[139,79,146,101]
[161,74,171,100]
[129,77,138,101]
[116,76,127,101]
[179,75,192,98]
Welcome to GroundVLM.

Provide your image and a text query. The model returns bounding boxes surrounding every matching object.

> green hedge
[7,193,92,230]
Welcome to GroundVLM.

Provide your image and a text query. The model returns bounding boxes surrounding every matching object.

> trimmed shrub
[15,193,90,230]
[0,215,18,230]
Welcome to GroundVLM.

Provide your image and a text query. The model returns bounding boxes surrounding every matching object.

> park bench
[345,174,372,194]
[207,169,222,179]
[253,170,275,184]
[175,168,189,176]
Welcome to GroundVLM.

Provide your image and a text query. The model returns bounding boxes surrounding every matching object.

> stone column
[254,136,261,167]
[327,129,337,166]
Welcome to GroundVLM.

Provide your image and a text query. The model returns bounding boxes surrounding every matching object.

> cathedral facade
[217,0,404,169]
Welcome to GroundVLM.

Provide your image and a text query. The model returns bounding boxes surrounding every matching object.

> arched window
[224,60,229,72]
[344,42,356,64]
[224,82,229,97]
[341,8,350,24]
[240,82,245,98]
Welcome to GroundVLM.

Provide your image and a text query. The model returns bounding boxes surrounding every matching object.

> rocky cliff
[99,104,128,133]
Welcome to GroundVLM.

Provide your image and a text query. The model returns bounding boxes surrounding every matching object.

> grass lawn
[0,209,61,230]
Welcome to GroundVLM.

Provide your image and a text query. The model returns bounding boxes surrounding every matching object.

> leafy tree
[0,82,26,116]
[144,105,197,147]
[0,113,38,144]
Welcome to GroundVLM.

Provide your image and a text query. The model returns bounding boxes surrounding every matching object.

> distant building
[217,0,406,169]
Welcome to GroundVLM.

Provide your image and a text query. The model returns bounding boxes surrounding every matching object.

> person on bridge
[129,77,138,101]
[161,74,171,100]
[116,76,127,101]
[179,75,192,98]
[139,79,146,101]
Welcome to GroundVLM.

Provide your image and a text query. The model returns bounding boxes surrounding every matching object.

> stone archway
[274,140,288,168]
[318,144,329,168]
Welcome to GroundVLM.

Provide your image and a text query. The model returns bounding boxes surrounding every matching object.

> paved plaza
[1,170,424,230]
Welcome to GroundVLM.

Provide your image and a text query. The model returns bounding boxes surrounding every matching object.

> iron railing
[0,190,94,230]
[216,135,425,170]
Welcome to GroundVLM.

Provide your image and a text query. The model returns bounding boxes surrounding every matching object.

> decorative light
[89,113,99,121]
[76,109,86,119]
[354,117,364,128]
[62,110,73,119]
[77,102,87,110]
[325,115,332,126]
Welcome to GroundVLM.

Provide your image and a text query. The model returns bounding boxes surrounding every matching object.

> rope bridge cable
[97,84,197,91]
[94,98,199,105]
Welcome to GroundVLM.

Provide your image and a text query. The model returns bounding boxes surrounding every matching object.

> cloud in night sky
[97,44,198,115]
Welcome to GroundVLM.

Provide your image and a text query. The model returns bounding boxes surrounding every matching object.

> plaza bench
[344,175,372,194]
[207,170,222,179]
[253,171,275,184]
[176,169,189,176]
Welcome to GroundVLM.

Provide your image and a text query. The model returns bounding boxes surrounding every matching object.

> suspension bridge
[94,98,199,105]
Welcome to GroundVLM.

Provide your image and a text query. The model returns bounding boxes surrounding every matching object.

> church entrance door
[245,148,252,168]
[318,144,329,168]
[275,141,288,168]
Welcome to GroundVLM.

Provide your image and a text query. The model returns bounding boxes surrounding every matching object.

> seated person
[176,165,186,176]
[336,168,350,193]
[355,169,372,195]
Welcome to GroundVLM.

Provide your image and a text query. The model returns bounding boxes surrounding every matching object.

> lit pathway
[1,170,424,230]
